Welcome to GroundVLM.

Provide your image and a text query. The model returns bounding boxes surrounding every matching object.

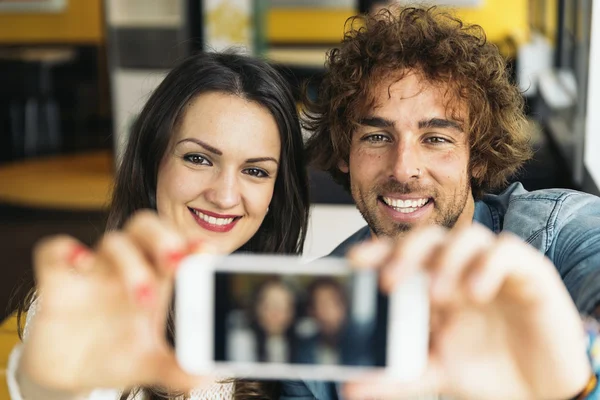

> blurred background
[0,0,597,393]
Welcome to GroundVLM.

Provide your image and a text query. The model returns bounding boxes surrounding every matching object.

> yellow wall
[456,0,529,45]
[268,9,353,44]
[544,0,557,42]
[0,0,529,49]
[267,1,530,47]
[0,0,104,44]
[0,314,21,400]
[530,0,558,42]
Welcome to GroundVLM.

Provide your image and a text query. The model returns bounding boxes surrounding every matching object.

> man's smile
[381,196,431,213]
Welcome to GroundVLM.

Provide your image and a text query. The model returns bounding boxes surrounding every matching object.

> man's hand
[344,224,591,400]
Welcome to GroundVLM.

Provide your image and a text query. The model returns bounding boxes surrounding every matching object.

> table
[0,150,113,211]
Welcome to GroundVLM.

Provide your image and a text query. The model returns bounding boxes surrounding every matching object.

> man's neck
[453,192,476,230]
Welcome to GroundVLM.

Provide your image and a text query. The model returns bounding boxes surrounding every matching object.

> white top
[6,300,235,400]
[315,344,339,366]
[6,300,440,400]
[265,335,288,364]
[227,328,290,364]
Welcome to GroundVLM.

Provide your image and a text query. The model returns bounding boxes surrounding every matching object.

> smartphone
[176,254,428,382]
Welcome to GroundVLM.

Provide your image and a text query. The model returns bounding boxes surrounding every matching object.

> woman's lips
[188,207,240,233]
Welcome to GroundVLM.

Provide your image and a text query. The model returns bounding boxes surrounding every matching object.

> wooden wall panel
[0,0,104,44]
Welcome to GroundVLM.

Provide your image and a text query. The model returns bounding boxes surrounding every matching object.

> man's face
[339,71,475,239]
[312,286,347,336]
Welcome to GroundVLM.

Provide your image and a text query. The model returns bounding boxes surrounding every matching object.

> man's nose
[389,142,421,182]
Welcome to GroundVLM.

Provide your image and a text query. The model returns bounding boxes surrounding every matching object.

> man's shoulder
[482,182,600,209]
[482,182,600,250]
[483,182,600,214]
[328,226,371,257]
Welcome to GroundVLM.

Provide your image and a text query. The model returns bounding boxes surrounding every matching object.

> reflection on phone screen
[214,271,388,367]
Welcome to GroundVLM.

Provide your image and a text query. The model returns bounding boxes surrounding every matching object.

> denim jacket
[279,182,600,400]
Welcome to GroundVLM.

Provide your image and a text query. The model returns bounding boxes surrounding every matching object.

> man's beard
[352,179,468,239]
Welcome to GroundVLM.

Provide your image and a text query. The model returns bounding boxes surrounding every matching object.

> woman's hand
[344,224,591,400]
[18,210,209,394]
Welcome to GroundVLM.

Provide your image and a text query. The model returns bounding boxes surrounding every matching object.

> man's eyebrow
[176,138,222,155]
[358,116,395,128]
[418,118,464,132]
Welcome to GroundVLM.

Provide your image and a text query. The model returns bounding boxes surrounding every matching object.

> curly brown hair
[303,6,532,198]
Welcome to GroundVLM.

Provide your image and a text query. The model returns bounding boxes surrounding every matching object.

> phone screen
[213,270,388,368]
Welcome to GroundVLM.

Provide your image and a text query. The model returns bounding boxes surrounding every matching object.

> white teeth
[399,207,417,213]
[382,197,429,212]
[192,209,235,226]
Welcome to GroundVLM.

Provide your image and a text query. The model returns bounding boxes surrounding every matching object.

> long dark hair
[250,279,298,363]
[107,51,309,255]
[116,52,309,400]
[18,52,310,400]
[115,51,310,400]
[303,6,531,198]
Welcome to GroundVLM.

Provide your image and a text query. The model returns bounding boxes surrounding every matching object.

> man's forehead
[365,69,468,121]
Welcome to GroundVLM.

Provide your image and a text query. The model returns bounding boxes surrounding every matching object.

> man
[296,278,349,365]
[279,6,600,400]
[296,278,373,366]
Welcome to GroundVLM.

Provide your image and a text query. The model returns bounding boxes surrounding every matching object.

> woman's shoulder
[190,381,235,400]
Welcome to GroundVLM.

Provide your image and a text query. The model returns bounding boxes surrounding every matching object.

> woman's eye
[244,168,269,178]
[184,154,210,165]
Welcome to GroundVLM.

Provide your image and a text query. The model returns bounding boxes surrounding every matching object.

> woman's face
[256,283,295,336]
[156,91,281,254]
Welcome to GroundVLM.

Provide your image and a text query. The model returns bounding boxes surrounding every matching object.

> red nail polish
[67,245,90,266]
[135,284,155,306]
[166,251,185,269]
[187,239,204,253]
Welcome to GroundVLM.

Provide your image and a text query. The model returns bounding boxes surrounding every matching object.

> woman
[9,51,310,399]
[251,280,297,364]
[226,279,298,364]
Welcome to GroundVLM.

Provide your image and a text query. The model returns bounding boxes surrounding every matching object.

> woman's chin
[180,223,254,255]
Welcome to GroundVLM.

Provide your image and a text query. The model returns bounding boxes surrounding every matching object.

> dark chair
[0,47,75,161]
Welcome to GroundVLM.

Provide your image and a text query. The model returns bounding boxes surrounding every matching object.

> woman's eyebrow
[176,138,222,155]
[177,138,278,165]
[246,157,279,165]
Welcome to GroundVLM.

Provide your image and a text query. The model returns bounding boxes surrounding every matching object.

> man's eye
[425,137,449,144]
[244,168,269,178]
[184,154,210,165]
[364,134,390,143]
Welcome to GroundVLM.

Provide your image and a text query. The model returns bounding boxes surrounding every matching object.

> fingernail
[349,240,389,265]
[379,266,396,294]
[67,245,91,267]
[187,239,205,254]
[431,276,447,300]
[469,274,488,301]
[166,250,186,270]
[342,384,361,400]
[135,284,155,306]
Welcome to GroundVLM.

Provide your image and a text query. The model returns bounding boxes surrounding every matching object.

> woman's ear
[338,159,349,173]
